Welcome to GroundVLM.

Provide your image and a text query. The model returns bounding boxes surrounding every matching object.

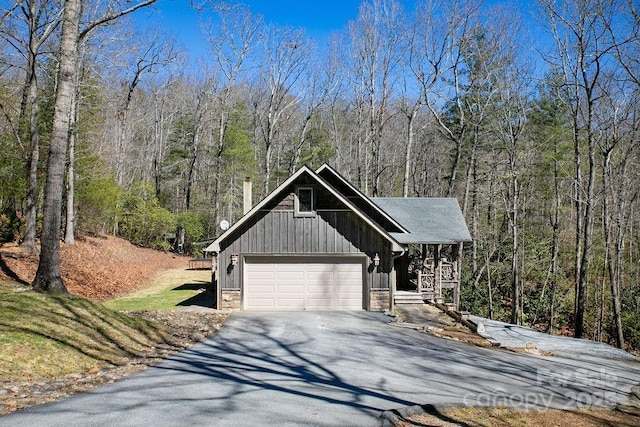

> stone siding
[220,289,241,311]
[369,289,390,312]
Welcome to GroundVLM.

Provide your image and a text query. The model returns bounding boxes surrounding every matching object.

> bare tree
[397,76,424,197]
[541,0,619,338]
[596,80,639,348]
[63,61,78,245]
[33,0,158,293]
[206,6,262,223]
[407,0,451,197]
[346,0,405,196]
[0,0,62,254]
[184,83,210,212]
[251,24,309,194]
[148,75,181,199]
[495,65,530,326]
[32,0,80,293]
[286,51,339,175]
[411,0,484,198]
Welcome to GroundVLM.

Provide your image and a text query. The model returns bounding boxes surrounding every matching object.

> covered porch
[394,243,462,310]
[370,198,471,312]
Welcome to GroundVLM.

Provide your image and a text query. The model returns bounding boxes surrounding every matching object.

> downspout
[390,250,406,315]
[213,252,221,310]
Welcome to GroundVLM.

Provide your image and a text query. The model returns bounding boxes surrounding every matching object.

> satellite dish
[220,220,230,230]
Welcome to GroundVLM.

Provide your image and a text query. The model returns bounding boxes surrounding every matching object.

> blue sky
[133,0,541,65]
[238,0,363,35]
[137,0,407,61]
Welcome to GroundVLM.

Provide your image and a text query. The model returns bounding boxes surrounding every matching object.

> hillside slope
[0,235,187,300]
[0,236,225,415]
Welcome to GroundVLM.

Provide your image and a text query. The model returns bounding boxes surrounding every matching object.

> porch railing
[416,258,458,305]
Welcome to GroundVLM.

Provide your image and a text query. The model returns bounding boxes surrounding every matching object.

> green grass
[104,269,210,312]
[0,281,171,382]
[105,287,202,311]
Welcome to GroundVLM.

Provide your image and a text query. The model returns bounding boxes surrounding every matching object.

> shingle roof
[372,198,472,244]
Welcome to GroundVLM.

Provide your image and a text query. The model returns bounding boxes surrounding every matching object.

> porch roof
[372,198,472,245]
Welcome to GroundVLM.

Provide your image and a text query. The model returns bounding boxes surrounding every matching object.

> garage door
[243,257,364,311]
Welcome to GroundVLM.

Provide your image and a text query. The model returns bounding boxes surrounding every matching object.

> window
[295,186,315,216]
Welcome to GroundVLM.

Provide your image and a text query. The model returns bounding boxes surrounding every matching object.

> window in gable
[295,186,315,216]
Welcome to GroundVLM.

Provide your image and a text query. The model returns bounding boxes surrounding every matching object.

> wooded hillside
[1,0,639,349]
[0,235,185,300]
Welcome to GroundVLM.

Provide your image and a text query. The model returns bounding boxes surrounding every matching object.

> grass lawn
[105,268,211,311]
[0,281,171,382]
[0,268,211,382]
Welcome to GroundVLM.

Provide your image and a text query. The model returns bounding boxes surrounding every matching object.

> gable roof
[316,164,408,233]
[372,198,472,244]
[204,166,404,253]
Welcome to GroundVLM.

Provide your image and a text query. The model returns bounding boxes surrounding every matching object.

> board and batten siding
[218,208,392,292]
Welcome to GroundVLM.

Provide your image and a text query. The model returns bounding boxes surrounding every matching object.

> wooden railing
[416,258,458,305]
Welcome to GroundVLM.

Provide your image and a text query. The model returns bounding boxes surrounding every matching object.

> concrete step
[394,293,425,304]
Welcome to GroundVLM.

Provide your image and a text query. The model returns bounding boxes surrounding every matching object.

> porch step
[394,292,426,304]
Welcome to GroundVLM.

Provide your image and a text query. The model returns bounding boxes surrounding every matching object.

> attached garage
[206,165,408,312]
[243,257,365,311]
[206,165,470,312]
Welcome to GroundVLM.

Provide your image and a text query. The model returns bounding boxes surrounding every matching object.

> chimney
[243,177,252,215]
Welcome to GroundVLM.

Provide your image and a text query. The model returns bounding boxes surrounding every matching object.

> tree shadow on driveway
[147,312,640,422]
[4,312,639,426]
[153,314,418,417]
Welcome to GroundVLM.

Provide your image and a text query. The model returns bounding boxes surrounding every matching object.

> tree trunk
[213,112,225,227]
[21,67,40,254]
[548,154,561,333]
[487,248,493,320]
[20,6,42,255]
[403,108,417,198]
[19,0,59,255]
[32,0,81,294]
[264,140,272,195]
[289,114,312,176]
[510,174,520,325]
[64,74,79,245]
[601,149,625,348]
[445,137,463,198]
[575,95,597,339]
[185,133,199,211]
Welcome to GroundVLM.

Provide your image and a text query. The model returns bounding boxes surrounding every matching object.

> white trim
[259,209,351,212]
[294,185,315,217]
[204,165,404,253]
[316,163,410,233]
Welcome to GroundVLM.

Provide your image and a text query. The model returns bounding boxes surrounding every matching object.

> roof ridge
[205,165,404,252]
[316,164,409,233]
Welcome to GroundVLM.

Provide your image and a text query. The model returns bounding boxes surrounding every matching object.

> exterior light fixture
[373,253,380,267]
[230,253,239,266]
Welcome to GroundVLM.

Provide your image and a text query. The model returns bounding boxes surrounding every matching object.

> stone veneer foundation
[369,289,390,312]
[220,289,241,310]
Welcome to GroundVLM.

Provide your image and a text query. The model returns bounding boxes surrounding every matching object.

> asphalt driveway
[2,311,639,426]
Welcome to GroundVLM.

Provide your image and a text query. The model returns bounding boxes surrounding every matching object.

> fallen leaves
[0,235,187,300]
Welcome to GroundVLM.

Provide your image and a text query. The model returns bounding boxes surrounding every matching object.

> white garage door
[243,257,364,311]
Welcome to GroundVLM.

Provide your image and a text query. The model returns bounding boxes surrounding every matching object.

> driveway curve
[2,312,639,426]
[470,315,635,360]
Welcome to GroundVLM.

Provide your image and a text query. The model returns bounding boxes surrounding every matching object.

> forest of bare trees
[1,0,640,349]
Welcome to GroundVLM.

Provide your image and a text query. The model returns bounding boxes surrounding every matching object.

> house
[204,164,471,311]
